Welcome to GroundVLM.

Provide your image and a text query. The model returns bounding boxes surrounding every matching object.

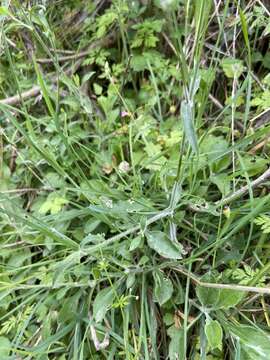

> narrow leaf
[33,57,55,117]
[181,100,198,153]
[238,5,251,66]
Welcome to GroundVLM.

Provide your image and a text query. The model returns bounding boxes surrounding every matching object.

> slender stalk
[173,266,270,295]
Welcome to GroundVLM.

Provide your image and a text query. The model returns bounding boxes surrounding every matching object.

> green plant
[254,214,270,234]
[1,1,270,359]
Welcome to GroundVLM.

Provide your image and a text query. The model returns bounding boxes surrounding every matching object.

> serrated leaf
[254,215,270,234]
[154,271,173,305]
[96,11,117,38]
[93,287,116,323]
[39,194,68,215]
[205,319,223,350]
[181,100,198,153]
[146,231,183,259]
[263,22,270,36]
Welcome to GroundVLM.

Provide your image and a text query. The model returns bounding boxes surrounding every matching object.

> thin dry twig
[249,136,270,154]
[0,85,41,106]
[1,240,26,248]
[49,48,76,55]
[251,108,270,129]
[37,49,93,64]
[208,93,223,109]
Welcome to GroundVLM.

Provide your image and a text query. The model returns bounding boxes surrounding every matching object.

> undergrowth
[1,0,270,359]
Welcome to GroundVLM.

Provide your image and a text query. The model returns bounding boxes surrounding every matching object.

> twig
[1,240,26,248]
[198,281,270,295]
[0,32,116,106]
[251,108,270,129]
[37,49,93,64]
[0,85,41,106]
[249,136,270,154]
[49,48,76,55]
[9,145,18,173]
[261,296,270,326]
[217,167,270,206]
[173,266,270,295]
[257,0,270,17]
[250,71,265,91]
[188,167,270,213]
[208,93,223,110]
